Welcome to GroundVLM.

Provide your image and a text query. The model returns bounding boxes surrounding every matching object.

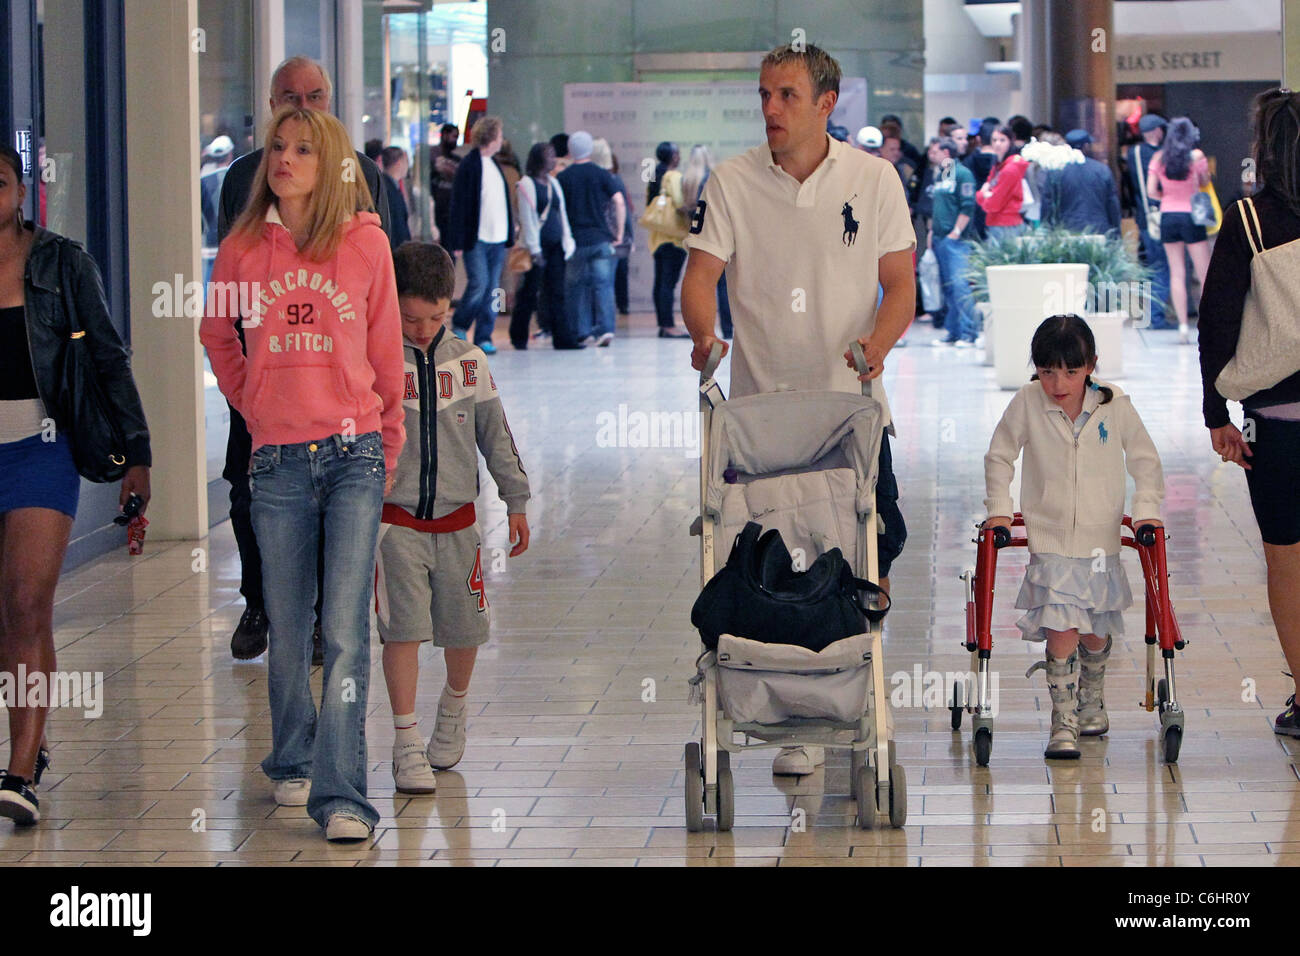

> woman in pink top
[1148,117,1212,343]
[200,106,405,844]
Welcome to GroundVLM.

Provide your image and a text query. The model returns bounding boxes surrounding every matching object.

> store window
[368,1,487,241]
[197,0,255,494]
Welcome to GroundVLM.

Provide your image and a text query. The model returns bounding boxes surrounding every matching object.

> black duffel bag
[691,522,889,652]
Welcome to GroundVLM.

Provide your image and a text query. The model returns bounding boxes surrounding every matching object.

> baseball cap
[856,126,883,149]
[1065,128,1092,149]
[204,135,234,157]
[568,131,594,161]
[1138,114,1168,134]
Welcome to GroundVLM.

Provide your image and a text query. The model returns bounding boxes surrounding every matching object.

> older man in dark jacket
[1041,129,1122,235]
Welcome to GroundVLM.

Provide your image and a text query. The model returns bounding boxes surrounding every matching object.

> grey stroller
[685,343,906,830]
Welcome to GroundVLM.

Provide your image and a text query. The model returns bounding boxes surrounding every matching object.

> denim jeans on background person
[652,243,688,329]
[934,237,979,342]
[456,240,507,345]
[566,242,616,340]
[985,223,1027,244]
[251,431,386,830]
[1138,226,1171,328]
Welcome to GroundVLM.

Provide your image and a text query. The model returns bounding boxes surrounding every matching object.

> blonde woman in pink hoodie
[200,106,406,843]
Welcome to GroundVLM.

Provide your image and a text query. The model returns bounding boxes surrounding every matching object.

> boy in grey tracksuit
[377,242,531,793]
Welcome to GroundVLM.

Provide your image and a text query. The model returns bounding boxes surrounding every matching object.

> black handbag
[691,522,890,652]
[56,246,128,483]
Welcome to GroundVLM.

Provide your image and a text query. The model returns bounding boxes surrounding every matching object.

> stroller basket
[716,632,873,725]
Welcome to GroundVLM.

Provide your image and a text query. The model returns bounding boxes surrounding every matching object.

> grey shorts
[374,521,490,647]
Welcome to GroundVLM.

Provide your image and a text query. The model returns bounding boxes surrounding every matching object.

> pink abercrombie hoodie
[200,208,406,473]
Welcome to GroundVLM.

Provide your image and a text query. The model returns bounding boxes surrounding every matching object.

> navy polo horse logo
[841,194,859,246]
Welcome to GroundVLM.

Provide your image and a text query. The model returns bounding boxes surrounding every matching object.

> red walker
[951,513,1187,765]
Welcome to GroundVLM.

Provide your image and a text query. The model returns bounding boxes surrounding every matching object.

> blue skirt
[1014,551,1132,642]
[0,432,80,518]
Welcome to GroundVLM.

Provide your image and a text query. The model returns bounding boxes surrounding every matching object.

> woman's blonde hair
[229,105,374,261]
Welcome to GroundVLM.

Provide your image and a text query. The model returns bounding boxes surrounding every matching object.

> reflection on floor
[5,315,1296,866]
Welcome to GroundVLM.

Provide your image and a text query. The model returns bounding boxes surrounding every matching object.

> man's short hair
[440,123,459,136]
[760,43,841,101]
[393,242,455,303]
[364,139,384,161]
[1009,115,1034,142]
[936,137,960,159]
[381,146,407,171]
[271,55,331,100]
[471,116,503,148]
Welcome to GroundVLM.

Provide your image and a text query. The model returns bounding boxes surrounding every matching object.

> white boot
[1077,636,1112,736]
[1027,652,1081,759]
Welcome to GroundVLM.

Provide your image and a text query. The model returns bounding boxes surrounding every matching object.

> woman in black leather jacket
[0,145,151,826]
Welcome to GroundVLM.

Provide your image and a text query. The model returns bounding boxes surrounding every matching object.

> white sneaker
[954,339,974,349]
[596,332,615,347]
[974,335,985,349]
[771,745,825,776]
[324,812,372,843]
[426,693,469,770]
[273,777,310,806]
[392,742,438,794]
[931,337,956,347]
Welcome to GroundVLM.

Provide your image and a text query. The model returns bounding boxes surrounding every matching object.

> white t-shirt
[478,156,509,244]
[685,134,915,428]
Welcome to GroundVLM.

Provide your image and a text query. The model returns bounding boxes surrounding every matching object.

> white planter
[1085,311,1126,379]
[986,263,1089,389]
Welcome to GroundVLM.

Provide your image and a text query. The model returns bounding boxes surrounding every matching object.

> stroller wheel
[973,727,993,767]
[716,756,734,832]
[855,766,877,829]
[1162,726,1183,764]
[888,763,907,828]
[684,742,704,832]
[850,749,866,800]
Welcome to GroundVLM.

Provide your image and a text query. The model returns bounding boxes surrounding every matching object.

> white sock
[393,713,421,750]
[442,684,467,709]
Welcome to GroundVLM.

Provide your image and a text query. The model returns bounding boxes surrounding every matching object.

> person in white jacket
[509,142,576,349]
[984,315,1165,759]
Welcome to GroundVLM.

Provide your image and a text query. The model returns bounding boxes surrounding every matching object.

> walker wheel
[1157,678,1170,713]
[856,766,877,829]
[950,681,964,731]
[1163,726,1182,764]
[974,727,993,767]
[684,742,704,832]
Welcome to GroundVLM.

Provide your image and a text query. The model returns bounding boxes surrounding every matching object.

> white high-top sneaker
[392,741,438,794]
[1077,636,1112,736]
[426,690,468,770]
[771,746,825,776]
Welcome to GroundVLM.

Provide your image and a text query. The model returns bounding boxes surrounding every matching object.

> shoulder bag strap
[1133,146,1151,208]
[58,241,84,338]
[1240,196,1264,256]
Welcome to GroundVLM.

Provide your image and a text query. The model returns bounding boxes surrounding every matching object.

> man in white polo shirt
[682,42,916,777]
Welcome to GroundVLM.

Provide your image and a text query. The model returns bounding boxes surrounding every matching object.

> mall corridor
[2,317,1293,867]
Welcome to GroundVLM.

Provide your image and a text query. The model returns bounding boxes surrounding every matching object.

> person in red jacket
[976,125,1029,242]
[200,106,406,844]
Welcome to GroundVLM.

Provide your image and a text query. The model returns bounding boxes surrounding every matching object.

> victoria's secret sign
[1117,50,1222,72]
[1114,33,1279,82]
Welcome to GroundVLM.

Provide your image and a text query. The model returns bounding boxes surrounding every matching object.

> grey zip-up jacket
[386,326,529,520]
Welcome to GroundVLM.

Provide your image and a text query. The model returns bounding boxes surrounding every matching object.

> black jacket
[21,223,151,467]
[1041,158,1122,234]
[447,149,515,253]
[384,174,411,249]
[216,148,392,244]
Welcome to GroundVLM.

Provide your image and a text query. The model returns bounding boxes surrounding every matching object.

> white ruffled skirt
[1014,552,1132,643]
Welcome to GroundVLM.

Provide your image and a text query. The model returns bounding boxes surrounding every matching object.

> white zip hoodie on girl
[984,379,1164,558]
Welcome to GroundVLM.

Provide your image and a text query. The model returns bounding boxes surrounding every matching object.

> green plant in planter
[964,226,1156,317]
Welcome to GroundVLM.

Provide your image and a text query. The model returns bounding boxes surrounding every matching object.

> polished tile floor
[5,314,1297,867]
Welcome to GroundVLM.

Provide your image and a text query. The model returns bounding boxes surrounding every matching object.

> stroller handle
[848,342,874,398]
[700,341,725,385]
